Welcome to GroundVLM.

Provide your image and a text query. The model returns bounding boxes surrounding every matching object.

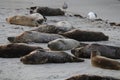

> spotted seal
[20,49,84,64]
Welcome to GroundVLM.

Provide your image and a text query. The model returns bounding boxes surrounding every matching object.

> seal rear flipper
[72,57,84,62]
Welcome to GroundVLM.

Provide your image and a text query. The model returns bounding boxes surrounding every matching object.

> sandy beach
[0,0,120,80]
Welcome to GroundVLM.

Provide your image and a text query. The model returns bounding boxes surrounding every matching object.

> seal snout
[7,37,15,42]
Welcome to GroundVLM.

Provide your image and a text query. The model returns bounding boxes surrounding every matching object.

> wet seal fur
[48,39,80,51]
[20,49,84,64]
[6,13,46,27]
[0,43,42,58]
[31,24,74,34]
[30,6,65,16]
[60,29,109,41]
[66,74,120,80]
[71,43,120,59]
[91,50,120,70]
[8,31,65,43]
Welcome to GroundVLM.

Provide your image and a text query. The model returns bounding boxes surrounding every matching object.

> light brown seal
[91,50,120,70]
[60,29,109,41]
[0,43,42,58]
[48,39,80,51]
[66,74,120,80]
[20,49,84,64]
[6,13,46,27]
[7,31,65,43]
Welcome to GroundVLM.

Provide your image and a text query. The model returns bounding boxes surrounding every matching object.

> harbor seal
[71,43,120,59]
[66,74,120,80]
[60,29,109,41]
[31,24,74,34]
[20,49,84,64]
[0,43,42,58]
[48,39,80,51]
[7,31,65,43]
[91,50,120,70]
[30,6,65,16]
[6,13,46,27]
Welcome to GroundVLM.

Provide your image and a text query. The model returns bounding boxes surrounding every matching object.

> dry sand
[0,0,120,80]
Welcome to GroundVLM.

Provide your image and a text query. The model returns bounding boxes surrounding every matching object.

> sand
[0,0,120,80]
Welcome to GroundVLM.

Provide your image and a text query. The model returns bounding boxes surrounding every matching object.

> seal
[7,31,65,43]
[31,24,74,34]
[20,49,84,64]
[66,74,120,80]
[48,38,80,51]
[6,13,46,27]
[55,21,74,32]
[0,43,42,58]
[91,50,120,70]
[71,43,120,59]
[60,29,109,41]
[30,6,65,16]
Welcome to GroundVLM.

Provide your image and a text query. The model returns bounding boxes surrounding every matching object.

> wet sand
[0,0,120,80]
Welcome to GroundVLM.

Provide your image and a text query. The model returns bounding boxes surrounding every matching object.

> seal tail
[72,56,84,62]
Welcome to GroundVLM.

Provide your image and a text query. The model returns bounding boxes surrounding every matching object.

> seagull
[62,2,68,12]
[87,12,97,20]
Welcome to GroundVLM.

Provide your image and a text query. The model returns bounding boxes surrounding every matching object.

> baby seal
[0,43,42,58]
[6,13,46,27]
[8,31,65,43]
[48,39,80,51]
[71,43,120,59]
[91,50,120,70]
[20,49,84,64]
[60,29,109,41]
[66,74,120,80]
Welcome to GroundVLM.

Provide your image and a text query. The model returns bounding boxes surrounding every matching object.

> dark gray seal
[8,31,65,43]
[0,43,42,58]
[66,74,120,80]
[71,43,120,59]
[20,49,84,64]
[60,29,109,41]
[30,6,65,16]
[31,24,74,34]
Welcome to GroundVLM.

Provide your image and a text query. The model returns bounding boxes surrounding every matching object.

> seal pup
[20,49,84,64]
[66,74,120,80]
[91,50,120,70]
[30,6,65,16]
[8,31,65,43]
[48,38,80,51]
[60,29,109,41]
[6,13,45,27]
[0,43,42,58]
[71,43,120,59]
